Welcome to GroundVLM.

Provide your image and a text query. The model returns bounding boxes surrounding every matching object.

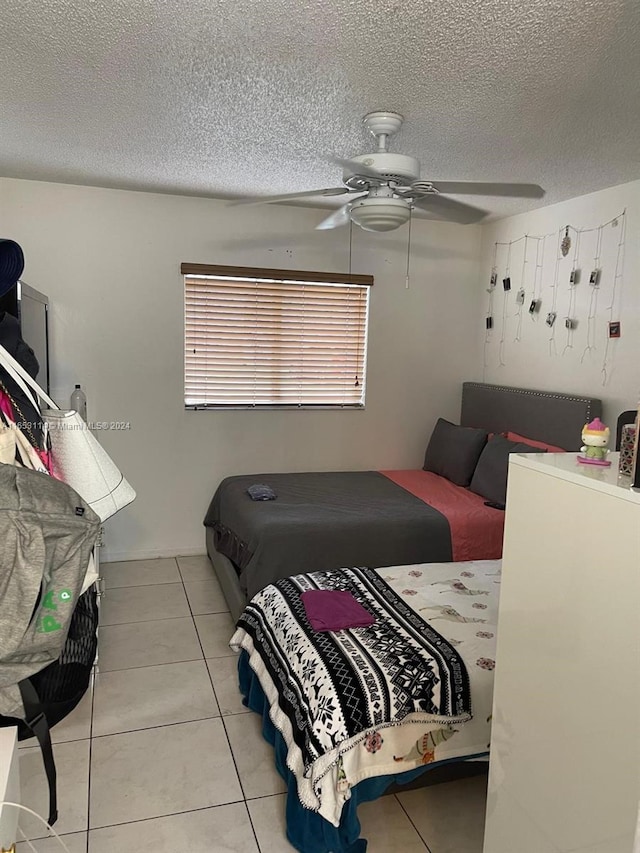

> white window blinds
[183,264,372,408]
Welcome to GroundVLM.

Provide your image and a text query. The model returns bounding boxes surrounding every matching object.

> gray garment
[0,464,100,719]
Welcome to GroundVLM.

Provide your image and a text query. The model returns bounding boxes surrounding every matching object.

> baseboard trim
[100,545,207,563]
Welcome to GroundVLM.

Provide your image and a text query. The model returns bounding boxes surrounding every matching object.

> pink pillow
[506,431,565,453]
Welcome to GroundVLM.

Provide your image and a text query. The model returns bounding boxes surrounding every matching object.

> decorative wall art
[483,211,627,386]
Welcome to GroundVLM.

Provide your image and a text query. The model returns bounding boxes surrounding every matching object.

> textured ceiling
[1,0,639,220]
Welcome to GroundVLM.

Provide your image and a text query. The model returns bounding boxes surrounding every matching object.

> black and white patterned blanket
[234,567,471,772]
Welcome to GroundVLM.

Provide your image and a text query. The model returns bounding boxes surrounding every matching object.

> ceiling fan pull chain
[348,220,353,275]
[405,209,413,289]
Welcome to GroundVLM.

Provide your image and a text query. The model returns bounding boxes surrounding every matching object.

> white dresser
[484,452,640,853]
[0,727,19,850]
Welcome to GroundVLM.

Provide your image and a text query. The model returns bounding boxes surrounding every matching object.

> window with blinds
[183,263,372,409]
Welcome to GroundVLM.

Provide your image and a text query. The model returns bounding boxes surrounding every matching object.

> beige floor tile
[247,794,296,852]
[359,795,430,852]
[93,659,219,736]
[99,582,190,625]
[398,775,488,853]
[194,613,236,658]
[88,803,259,853]
[207,656,249,716]
[185,577,229,615]
[17,832,87,852]
[18,740,90,840]
[97,617,202,671]
[177,554,216,582]
[224,712,286,799]
[19,682,93,749]
[248,792,431,853]
[89,718,242,828]
[101,557,180,588]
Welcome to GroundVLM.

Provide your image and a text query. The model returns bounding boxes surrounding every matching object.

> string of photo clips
[483,241,499,375]
[601,211,626,384]
[485,232,554,373]
[484,210,626,385]
[580,223,602,362]
[562,226,581,355]
[498,241,511,366]
[513,235,528,343]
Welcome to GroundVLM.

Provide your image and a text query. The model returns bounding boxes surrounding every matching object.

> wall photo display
[483,211,627,386]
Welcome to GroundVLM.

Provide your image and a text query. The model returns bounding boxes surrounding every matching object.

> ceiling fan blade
[229,187,350,207]
[315,203,355,231]
[429,181,545,199]
[331,156,383,182]
[412,193,488,224]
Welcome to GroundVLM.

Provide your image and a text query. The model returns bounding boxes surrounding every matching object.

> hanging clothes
[0,310,45,448]
[0,239,24,297]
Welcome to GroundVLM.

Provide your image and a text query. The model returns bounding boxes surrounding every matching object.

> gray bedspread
[204,471,452,600]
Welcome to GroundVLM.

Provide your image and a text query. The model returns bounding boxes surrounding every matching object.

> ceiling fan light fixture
[349,197,411,232]
[230,108,543,228]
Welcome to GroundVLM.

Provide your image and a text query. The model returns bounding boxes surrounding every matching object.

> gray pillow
[423,418,488,487]
[470,434,545,505]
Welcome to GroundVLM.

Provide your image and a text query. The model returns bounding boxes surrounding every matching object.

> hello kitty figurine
[578,417,611,466]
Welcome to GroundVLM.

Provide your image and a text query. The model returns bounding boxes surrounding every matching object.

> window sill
[184,404,366,411]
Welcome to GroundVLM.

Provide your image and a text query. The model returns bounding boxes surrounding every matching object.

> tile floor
[16,555,488,852]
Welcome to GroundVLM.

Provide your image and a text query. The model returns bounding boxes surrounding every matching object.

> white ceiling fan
[230,111,545,233]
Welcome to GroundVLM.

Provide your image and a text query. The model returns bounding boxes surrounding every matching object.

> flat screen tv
[0,280,50,394]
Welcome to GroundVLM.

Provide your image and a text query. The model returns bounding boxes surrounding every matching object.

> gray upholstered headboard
[460,382,602,451]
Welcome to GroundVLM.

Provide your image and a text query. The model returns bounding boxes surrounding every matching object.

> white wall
[475,179,640,426]
[0,178,482,560]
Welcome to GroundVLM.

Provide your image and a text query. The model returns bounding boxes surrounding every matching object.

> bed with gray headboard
[205,381,601,621]
[460,381,601,447]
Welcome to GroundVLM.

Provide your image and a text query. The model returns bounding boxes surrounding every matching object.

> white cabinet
[0,727,19,850]
[484,452,640,853]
